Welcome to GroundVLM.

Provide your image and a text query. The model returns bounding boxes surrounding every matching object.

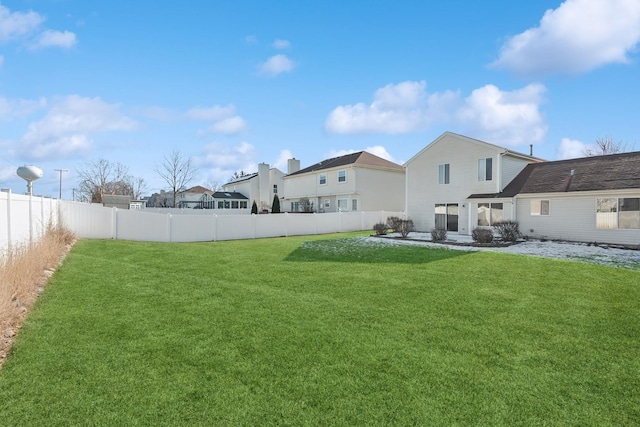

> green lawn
[1,233,639,426]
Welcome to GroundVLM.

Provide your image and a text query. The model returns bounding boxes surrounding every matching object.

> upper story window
[338,170,346,183]
[319,174,327,185]
[531,199,550,216]
[273,184,278,194]
[478,158,493,181]
[438,163,450,184]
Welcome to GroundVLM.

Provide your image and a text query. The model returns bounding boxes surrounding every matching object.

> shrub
[373,223,389,235]
[271,194,281,213]
[398,219,415,238]
[386,216,403,233]
[493,220,521,242]
[431,228,447,242]
[472,227,494,243]
[251,200,258,214]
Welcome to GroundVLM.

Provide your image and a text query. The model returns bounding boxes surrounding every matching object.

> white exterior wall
[467,199,515,231]
[516,191,640,246]
[355,167,405,211]
[501,155,531,189]
[269,168,285,208]
[283,166,357,213]
[223,178,259,207]
[406,133,506,234]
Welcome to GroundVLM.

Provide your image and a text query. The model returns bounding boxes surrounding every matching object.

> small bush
[373,223,389,235]
[472,227,494,243]
[398,219,415,238]
[430,228,447,242]
[493,220,521,242]
[386,216,403,233]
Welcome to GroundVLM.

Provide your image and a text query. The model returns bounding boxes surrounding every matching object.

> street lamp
[54,169,68,199]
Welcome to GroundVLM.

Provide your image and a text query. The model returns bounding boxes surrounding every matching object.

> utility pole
[54,169,68,199]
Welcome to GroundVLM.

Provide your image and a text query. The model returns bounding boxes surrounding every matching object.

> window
[337,199,348,211]
[217,201,224,209]
[438,164,450,184]
[224,200,230,209]
[531,199,550,216]
[324,199,330,208]
[478,158,493,181]
[319,174,327,185]
[352,199,358,211]
[273,185,278,194]
[231,201,239,209]
[435,203,458,232]
[338,170,346,183]
[597,197,640,229]
[240,201,248,209]
[291,201,299,212]
[478,203,503,226]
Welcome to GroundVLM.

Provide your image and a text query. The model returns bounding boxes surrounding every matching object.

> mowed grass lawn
[1,233,639,426]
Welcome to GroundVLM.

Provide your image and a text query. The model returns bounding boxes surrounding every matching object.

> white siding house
[405,132,542,234]
[222,163,285,212]
[283,151,405,213]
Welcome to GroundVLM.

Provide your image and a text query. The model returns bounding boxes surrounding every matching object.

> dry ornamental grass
[0,225,75,368]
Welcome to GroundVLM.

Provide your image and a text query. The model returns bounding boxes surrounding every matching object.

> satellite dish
[17,165,43,195]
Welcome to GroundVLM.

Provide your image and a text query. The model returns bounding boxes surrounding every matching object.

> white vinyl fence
[59,201,403,243]
[1,189,59,257]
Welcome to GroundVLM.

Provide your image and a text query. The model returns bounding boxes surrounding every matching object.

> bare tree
[584,136,633,156]
[299,197,314,213]
[155,149,199,207]
[131,177,148,200]
[203,180,221,192]
[76,158,134,203]
[229,170,250,182]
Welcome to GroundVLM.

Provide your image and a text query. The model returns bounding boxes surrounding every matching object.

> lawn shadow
[284,238,473,264]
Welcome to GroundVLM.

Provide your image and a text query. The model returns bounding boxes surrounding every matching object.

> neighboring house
[147,190,176,208]
[176,186,212,208]
[283,151,405,213]
[103,194,133,209]
[222,163,286,212]
[488,152,640,246]
[405,132,542,234]
[199,191,249,211]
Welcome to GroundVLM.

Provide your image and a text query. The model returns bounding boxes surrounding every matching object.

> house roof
[226,172,258,185]
[180,185,212,195]
[211,191,249,200]
[286,151,403,177]
[469,151,640,198]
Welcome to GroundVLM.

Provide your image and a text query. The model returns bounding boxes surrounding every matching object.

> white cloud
[325,80,459,134]
[206,116,247,135]
[325,80,547,148]
[195,141,257,183]
[557,137,592,159]
[0,5,44,41]
[456,83,547,146]
[273,39,290,49]
[491,0,640,77]
[259,54,295,77]
[0,96,47,120]
[20,95,136,160]
[273,149,293,170]
[32,29,77,49]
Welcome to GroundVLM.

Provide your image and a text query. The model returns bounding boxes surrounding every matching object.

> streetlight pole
[54,169,68,199]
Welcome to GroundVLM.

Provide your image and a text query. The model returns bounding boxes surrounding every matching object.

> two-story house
[405,132,542,234]
[222,163,285,212]
[283,151,405,213]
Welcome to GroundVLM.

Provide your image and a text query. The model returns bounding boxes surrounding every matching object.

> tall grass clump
[0,223,75,367]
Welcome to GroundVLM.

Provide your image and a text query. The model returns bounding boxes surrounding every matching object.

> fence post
[167,213,172,242]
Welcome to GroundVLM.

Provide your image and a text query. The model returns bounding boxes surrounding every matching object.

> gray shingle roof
[286,151,403,176]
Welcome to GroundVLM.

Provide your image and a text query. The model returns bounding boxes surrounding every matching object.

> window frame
[337,198,348,212]
[273,184,278,194]
[477,202,503,226]
[438,163,450,185]
[337,170,346,183]
[478,158,493,182]
[597,197,640,229]
[319,174,327,185]
[530,199,550,216]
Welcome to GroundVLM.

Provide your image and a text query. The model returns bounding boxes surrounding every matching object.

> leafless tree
[203,180,221,192]
[299,197,314,213]
[131,177,149,200]
[155,149,199,207]
[76,158,135,203]
[229,170,250,182]
[584,136,633,156]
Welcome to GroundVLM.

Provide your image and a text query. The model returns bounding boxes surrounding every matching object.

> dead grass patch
[0,224,75,369]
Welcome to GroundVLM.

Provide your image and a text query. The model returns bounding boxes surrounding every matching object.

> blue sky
[1,0,639,199]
